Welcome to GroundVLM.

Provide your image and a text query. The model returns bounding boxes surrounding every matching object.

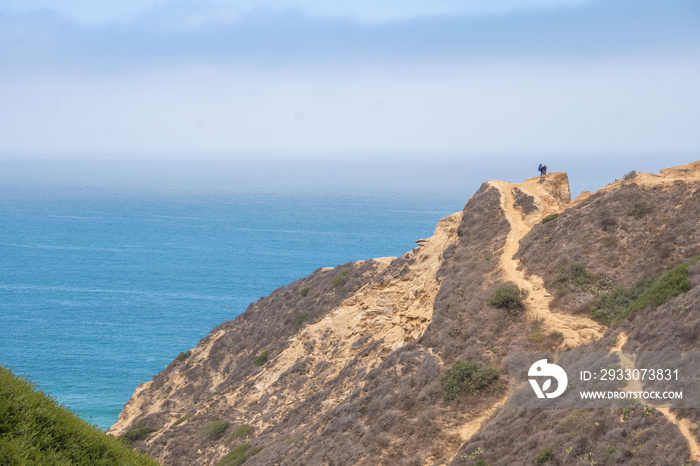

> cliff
[109,161,700,465]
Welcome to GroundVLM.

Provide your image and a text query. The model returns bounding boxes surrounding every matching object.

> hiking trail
[489,177,605,349]
[611,332,700,463]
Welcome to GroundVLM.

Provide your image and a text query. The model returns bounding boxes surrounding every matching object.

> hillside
[109,161,700,465]
[0,365,158,465]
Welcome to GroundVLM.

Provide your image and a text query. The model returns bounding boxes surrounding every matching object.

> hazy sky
[1,0,699,157]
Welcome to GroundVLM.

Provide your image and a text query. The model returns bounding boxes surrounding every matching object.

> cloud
[0,0,697,156]
[2,0,596,25]
[1,0,699,75]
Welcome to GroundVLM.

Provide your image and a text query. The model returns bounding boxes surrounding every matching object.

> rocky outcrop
[111,162,700,466]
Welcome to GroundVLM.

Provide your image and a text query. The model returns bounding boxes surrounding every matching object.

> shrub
[629,257,699,311]
[552,263,594,288]
[623,170,637,181]
[473,460,488,466]
[202,419,230,441]
[489,286,528,310]
[332,268,349,285]
[217,443,262,466]
[174,350,192,363]
[227,424,253,442]
[293,313,309,328]
[441,359,499,401]
[534,446,553,464]
[0,365,158,465]
[591,277,654,325]
[627,201,655,219]
[541,213,559,224]
[591,257,699,324]
[119,420,158,445]
[218,443,250,466]
[174,413,192,425]
[254,350,269,366]
[300,287,310,297]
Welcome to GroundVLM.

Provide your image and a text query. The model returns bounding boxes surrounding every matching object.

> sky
[1,0,699,158]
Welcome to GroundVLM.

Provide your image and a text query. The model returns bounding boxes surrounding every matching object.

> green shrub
[552,263,595,288]
[489,286,528,310]
[300,287,310,297]
[534,446,553,464]
[254,350,269,366]
[174,350,192,363]
[333,268,349,285]
[119,419,159,445]
[218,443,249,466]
[202,419,230,441]
[591,257,699,324]
[293,313,309,328]
[473,460,488,466]
[217,442,261,466]
[541,213,559,224]
[629,257,699,311]
[174,414,192,425]
[627,201,655,219]
[441,359,499,401]
[227,424,253,442]
[591,277,655,325]
[0,366,158,465]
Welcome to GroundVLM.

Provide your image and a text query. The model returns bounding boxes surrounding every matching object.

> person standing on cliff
[542,164,547,177]
[538,164,544,178]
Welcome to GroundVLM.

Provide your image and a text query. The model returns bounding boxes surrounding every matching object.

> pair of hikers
[538,164,547,178]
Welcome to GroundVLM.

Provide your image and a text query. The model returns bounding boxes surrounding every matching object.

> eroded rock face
[112,162,700,466]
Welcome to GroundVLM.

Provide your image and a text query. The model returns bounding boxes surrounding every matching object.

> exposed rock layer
[111,161,700,466]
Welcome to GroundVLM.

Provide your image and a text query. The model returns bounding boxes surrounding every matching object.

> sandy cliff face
[111,162,700,466]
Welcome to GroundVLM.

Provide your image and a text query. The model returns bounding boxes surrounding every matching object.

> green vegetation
[293,312,309,328]
[174,350,192,363]
[299,287,310,297]
[174,414,192,425]
[119,420,159,445]
[591,257,699,324]
[217,443,263,466]
[332,268,349,285]
[489,285,528,310]
[627,201,655,219]
[440,359,499,401]
[629,257,699,310]
[591,277,655,325]
[226,424,253,443]
[0,365,158,465]
[202,419,230,441]
[473,460,488,466]
[552,262,595,288]
[541,213,559,224]
[254,350,269,366]
[534,446,553,464]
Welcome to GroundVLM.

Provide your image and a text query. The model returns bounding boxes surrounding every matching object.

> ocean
[0,155,690,429]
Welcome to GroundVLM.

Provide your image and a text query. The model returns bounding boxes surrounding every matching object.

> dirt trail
[457,396,507,443]
[489,179,604,349]
[611,332,700,463]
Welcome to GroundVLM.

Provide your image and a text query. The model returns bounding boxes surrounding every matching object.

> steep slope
[111,161,700,466]
[452,161,700,465]
[0,365,157,465]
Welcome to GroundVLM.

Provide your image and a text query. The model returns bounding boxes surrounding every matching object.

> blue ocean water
[0,155,689,429]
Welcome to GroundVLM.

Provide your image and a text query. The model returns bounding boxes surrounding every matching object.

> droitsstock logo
[528,359,568,399]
